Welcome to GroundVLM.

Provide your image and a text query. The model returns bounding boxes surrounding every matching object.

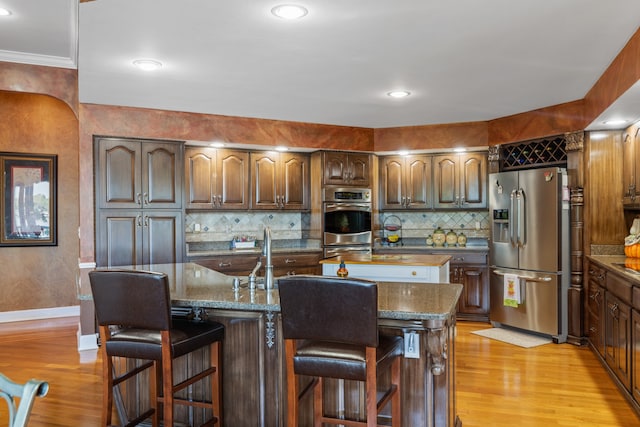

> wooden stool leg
[162,332,174,427]
[285,340,298,427]
[313,377,323,427]
[391,356,401,427]
[99,327,113,427]
[210,341,222,426]
[365,348,377,427]
[150,361,160,427]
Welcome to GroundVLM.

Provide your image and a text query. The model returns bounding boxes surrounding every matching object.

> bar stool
[89,269,224,427]
[278,275,403,427]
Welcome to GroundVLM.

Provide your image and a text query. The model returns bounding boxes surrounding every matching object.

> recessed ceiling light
[603,119,627,126]
[0,8,12,16]
[271,4,308,20]
[132,59,163,71]
[387,90,411,98]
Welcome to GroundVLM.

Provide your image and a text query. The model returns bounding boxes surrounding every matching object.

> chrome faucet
[262,226,274,290]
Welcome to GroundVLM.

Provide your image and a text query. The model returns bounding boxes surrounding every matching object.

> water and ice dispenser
[492,209,510,243]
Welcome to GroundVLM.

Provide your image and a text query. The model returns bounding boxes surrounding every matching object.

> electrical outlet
[404,331,420,358]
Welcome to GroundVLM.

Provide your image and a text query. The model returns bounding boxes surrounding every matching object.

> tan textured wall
[0,91,79,311]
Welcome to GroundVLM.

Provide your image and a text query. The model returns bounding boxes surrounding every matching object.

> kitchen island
[79,262,462,427]
[321,253,451,283]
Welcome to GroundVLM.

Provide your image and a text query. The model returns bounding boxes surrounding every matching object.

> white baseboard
[77,330,99,353]
[0,306,80,323]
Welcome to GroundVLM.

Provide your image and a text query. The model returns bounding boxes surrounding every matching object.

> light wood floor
[0,317,639,426]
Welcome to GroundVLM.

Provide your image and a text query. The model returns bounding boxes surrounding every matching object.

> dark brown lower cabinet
[451,263,489,321]
[604,286,632,390]
[633,309,640,403]
[96,210,183,267]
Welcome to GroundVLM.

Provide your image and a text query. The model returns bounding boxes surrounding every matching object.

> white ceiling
[1,0,640,130]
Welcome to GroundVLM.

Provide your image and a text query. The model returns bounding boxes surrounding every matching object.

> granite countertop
[80,262,462,322]
[320,253,451,267]
[374,237,489,252]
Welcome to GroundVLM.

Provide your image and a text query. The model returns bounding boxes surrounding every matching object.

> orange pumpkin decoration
[625,243,640,258]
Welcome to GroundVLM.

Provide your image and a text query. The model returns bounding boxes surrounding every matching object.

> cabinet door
[281,152,309,210]
[605,292,632,389]
[459,152,486,208]
[457,265,489,317]
[632,309,640,403]
[380,157,405,209]
[185,147,216,208]
[216,150,249,209]
[323,152,349,185]
[143,211,183,265]
[96,210,143,266]
[587,282,606,357]
[142,142,182,208]
[251,152,279,209]
[347,153,371,187]
[405,155,432,209]
[96,138,142,209]
[433,154,458,209]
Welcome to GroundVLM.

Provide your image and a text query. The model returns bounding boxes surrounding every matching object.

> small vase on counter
[457,232,467,247]
[337,260,349,277]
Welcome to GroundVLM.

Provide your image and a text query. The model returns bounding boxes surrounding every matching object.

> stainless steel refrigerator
[489,167,569,343]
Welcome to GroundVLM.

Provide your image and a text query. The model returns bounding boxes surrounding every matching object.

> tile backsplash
[379,211,490,239]
[186,210,489,243]
[186,212,310,243]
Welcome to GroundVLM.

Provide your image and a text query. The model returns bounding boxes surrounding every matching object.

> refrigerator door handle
[509,189,517,247]
[517,189,526,247]
[492,269,552,282]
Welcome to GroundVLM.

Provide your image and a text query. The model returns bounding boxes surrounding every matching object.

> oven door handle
[324,203,371,212]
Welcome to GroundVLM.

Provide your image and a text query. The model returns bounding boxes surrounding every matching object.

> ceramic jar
[426,235,434,246]
[457,232,467,247]
[446,229,458,246]
[432,227,446,247]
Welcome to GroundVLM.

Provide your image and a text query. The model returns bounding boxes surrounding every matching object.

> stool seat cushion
[293,334,403,381]
[106,320,225,360]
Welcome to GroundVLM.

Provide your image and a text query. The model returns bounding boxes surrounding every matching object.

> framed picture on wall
[0,153,57,246]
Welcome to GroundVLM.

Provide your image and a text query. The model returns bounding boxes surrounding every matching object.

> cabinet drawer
[193,255,260,275]
[587,284,604,315]
[270,252,322,267]
[587,263,607,286]
[606,271,632,305]
[634,286,640,309]
[447,253,487,265]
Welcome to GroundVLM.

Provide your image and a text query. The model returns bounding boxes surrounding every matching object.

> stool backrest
[278,275,379,347]
[89,269,172,331]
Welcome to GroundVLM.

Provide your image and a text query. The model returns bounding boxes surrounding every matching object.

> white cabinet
[322,261,449,283]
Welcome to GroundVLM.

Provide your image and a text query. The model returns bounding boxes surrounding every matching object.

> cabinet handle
[455,195,460,206]
[460,196,466,205]
[406,196,411,206]
[217,195,222,206]
[589,326,597,333]
[453,257,465,262]
[285,258,296,264]
[589,290,601,300]
[136,193,142,205]
[137,215,142,227]
[218,262,231,268]
[143,192,149,205]
[143,216,149,227]
[287,270,296,276]
[280,195,285,208]
[610,303,619,317]
[401,196,406,207]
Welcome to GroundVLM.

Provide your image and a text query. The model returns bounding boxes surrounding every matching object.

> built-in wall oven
[323,187,372,257]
